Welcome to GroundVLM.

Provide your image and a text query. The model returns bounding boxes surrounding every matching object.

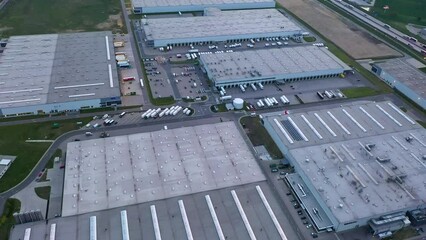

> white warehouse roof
[200,46,350,83]
[62,122,265,216]
[142,9,302,45]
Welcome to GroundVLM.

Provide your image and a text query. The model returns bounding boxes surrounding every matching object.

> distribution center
[141,8,302,47]
[200,45,350,87]
[10,122,297,240]
[132,0,275,14]
[262,101,426,234]
[0,31,121,117]
[371,59,426,110]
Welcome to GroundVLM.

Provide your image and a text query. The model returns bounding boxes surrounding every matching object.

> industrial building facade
[132,0,275,14]
[262,101,426,233]
[141,8,302,47]
[371,59,426,110]
[0,32,121,117]
[199,46,350,87]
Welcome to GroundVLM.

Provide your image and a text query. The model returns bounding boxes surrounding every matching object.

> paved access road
[330,0,426,55]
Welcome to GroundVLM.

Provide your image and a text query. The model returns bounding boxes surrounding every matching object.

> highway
[330,0,425,56]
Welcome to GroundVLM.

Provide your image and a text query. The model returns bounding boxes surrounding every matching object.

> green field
[0,118,91,193]
[341,87,382,98]
[0,0,124,37]
[371,0,426,42]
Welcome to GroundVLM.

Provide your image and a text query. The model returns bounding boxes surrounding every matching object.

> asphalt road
[330,0,426,55]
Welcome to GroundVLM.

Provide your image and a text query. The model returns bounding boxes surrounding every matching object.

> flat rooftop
[142,9,301,41]
[200,46,350,82]
[133,0,274,8]
[375,58,426,99]
[11,182,298,240]
[62,122,265,216]
[263,101,426,224]
[0,31,120,109]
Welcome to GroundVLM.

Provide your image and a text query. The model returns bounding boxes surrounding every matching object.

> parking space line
[231,190,256,240]
[178,200,193,240]
[205,195,225,240]
[255,186,287,240]
[150,205,162,240]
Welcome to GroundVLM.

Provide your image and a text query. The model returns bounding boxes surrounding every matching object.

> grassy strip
[211,104,228,113]
[317,0,426,64]
[128,22,176,106]
[303,36,316,42]
[0,198,20,240]
[275,2,392,94]
[240,116,283,159]
[0,114,47,123]
[417,121,426,128]
[341,87,381,98]
[0,118,91,193]
[34,186,51,200]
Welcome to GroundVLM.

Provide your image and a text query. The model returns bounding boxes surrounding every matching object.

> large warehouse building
[9,122,298,240]
[371,59,426,110]
[262,101,426,234]
[0,32,121,117]
[132,0,275,14]
[200,46,350,87]
[142,8,302,47]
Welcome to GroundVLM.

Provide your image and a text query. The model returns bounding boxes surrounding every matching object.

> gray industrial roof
[374,58,426,99]
[62,122,265,216]
[11,182,298,240]
[263,101,426,224]
[142,9,301,41]
[0,32,120,109]
[200,46,350,82]
[133,0,274,8]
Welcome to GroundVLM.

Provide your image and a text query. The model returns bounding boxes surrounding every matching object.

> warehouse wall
[372,65,426,110]
[133,2,275,14]
[0,98,110,116]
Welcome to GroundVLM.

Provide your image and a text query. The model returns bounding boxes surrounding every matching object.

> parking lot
[144,59,176,98]
[171,66,208,99]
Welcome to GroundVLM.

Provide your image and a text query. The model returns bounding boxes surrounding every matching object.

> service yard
[277,0,401,59]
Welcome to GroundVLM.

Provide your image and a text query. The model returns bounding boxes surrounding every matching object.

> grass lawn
[341,87,382,98]
[34,186,51,200]
[0,118,91,193]
[303,36,316,42]
[240,116,283,159]
[211,104,228,113]
[0,0,124,37]
[0,198,20,240]
[370,0,426,43]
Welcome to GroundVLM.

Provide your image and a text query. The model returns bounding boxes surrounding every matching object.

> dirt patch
[96,14,124,32]
[278,0,401,59]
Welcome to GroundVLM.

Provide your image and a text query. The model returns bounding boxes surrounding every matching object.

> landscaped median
[341,87,382,98]
[0,118,91,193]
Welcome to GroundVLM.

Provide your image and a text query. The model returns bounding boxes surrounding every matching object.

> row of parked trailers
[141,106,192,119]
[256,95,290,108]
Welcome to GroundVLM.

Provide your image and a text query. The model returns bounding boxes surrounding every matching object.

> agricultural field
[370,0,426,42]
[0,0,125,37]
